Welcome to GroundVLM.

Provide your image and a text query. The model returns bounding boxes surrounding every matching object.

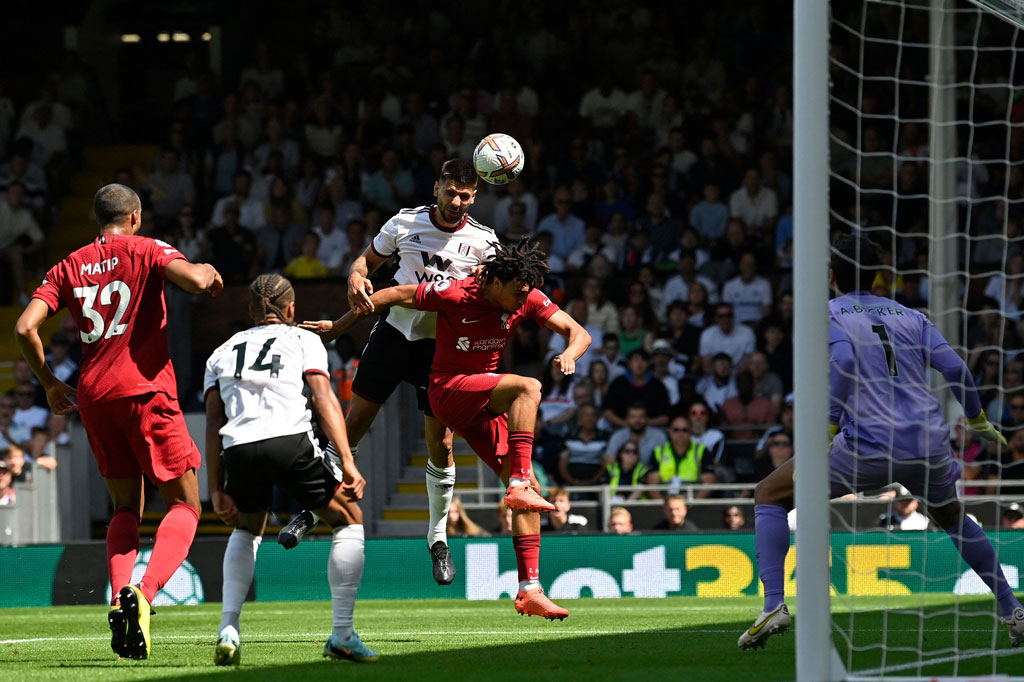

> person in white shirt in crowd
[568,222,619,272]
[0,182,45,304]
[879,488,932,531]
[721,251,773,325]
[696,353,739,414]
[650,339,685,406]
[698,302,755,373]
[578,72,626,140]
[16,105,68,168]
[729,168,778,231]
[10,381,50,448]
[211,171,267,231]
[664,248,720,313]
[312,204,349,277]
[493,180,538,235]
[604,404,667,469]
[46,332,78,386]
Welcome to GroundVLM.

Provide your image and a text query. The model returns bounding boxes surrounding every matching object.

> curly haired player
[304,238,591,619]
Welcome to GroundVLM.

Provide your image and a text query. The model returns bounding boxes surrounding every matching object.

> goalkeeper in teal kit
[739,236,1024,650]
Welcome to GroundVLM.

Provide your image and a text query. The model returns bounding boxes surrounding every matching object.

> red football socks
[137,503,199,603]
[513,533,541,583]
[107,508,140,604]
[507,430,534,482]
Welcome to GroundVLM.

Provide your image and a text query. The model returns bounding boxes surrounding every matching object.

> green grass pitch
[1,597,1023,681]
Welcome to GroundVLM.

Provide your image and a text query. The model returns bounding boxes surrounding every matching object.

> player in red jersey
[14,184,223,659]
[304,239,591,619]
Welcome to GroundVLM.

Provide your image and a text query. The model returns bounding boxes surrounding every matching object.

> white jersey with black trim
[203,323,329,449]
[371,205,496,341]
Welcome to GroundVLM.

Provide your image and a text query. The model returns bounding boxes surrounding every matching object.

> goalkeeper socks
[507,431,534,486]
[137,502,200,603]
[329,524,364,641]
[426,462,456,547]
[513,533,541,590]
[220,529,261,633]
[107,508,140,604]
[755,504,791,612]
[947,515,1023,618]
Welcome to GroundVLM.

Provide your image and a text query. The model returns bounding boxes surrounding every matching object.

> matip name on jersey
[80,257,119,275]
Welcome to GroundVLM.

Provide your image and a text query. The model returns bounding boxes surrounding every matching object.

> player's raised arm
[545,309,592,376]
[301,284,420,341]
[14,299,78,415]
[347,244,390,314]
[306,372,366,500]
[166,259,224,296]
[925,325,1006,444]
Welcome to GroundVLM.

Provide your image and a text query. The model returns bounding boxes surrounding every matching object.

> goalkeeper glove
[828,423,839,447]
[967,410,1007,445]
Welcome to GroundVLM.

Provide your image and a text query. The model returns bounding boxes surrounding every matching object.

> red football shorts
[429,373,508,476]
[79,391,201,484]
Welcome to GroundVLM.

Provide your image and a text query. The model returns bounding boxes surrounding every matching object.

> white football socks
[328,524,364,641]
[426,462,456,547]
[220,529,261,633]
[508,477,529,488]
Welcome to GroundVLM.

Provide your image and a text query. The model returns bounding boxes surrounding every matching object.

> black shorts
[221,431,341,513]
[351,316,436,414]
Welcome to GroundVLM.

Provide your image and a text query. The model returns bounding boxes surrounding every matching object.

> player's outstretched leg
[511,517,568,621]
[216,526,262,665]
[933,502,1024,646]
[106,507,140,657]
[741,462,794,650]
[425,416,456,585]
[323,523,379,662]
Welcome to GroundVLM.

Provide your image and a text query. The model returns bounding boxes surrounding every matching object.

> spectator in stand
[567,222,617,272]
[602,211,630,265]
[0,396,15,449]
[696,353,739,414]
[686,281,713,329]
[46,332,78,387]
[755,392,795,456]
[578,72,626,142]
[653,494,699,531]
[1002,504,1024,530]
[606,440,649,501]
[16,103,68,170]
[283,232,327,279]
[256,204,304,274]
[723,505,746,530]
[998,428,1024,496]
[363,148,414,215]
[145,148,195,223]
[12,358,46,407]
[604,350,671,428]
[759,320,794,393]
[699,302,755,373]
[11,381,50,448]
[0,151,48,219]
[636,192,680,260]
[538,363,576,435]
[544,488,588,533]
[605,403,667,468]
[0,460,13,506]
[204,119,247,199]
[953,416,989,497]
[647,415,717,499]
[493,180,538,235]
[497,200,532,245]
[304,99,343,162]
[594,178,635,227]
[722,251,773,325]
[878,488,931,531]
[618,305,654,357]
[689,399,726,465]
[650,339,684,406]
[311,204,347,276]
[729,168,778,231]
[578,277,620,334]
[689,181,729,244]
[661,301,702,372]
[607,507,635,534]
[211,171,266,230]
[447,497,487,537]
[558,404,609,486]
[538,186,585,260]
[0,182,45,304]
[590,333,627,382]
[250,120,300,181]
[204,204,257,284]
[753,431,793,484]
[324,174,364,233]
[26,426,58,470]
[984,252,1024,322]
[585,359,613,409]
[747,351,784,410]
[720,371,778,440]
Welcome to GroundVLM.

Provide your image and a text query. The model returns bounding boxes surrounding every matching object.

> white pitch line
[851,646,1024,677]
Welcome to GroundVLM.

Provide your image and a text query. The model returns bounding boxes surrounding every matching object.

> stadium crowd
[2,1,1024,528]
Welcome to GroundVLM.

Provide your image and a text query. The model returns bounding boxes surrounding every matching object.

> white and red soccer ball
[473,133,525,185]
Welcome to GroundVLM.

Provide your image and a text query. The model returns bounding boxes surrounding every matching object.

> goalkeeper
[740,236,1024,650]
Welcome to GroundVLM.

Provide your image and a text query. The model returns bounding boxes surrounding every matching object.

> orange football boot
[515,588,569,621]
[504,485,556,512]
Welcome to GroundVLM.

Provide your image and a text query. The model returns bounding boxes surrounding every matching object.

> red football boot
[504,485,556,512]
[515,588,569,620]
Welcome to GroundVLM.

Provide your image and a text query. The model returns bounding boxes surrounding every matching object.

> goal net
[803,0,1024,679]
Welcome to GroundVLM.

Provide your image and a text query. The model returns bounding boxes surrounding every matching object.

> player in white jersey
[204,274,377,665]
[279,158,496,586]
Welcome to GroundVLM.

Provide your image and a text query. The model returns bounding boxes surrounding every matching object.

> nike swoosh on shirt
[462,317,485,324]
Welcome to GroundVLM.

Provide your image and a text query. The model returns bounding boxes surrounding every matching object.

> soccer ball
[473,134,525,185]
